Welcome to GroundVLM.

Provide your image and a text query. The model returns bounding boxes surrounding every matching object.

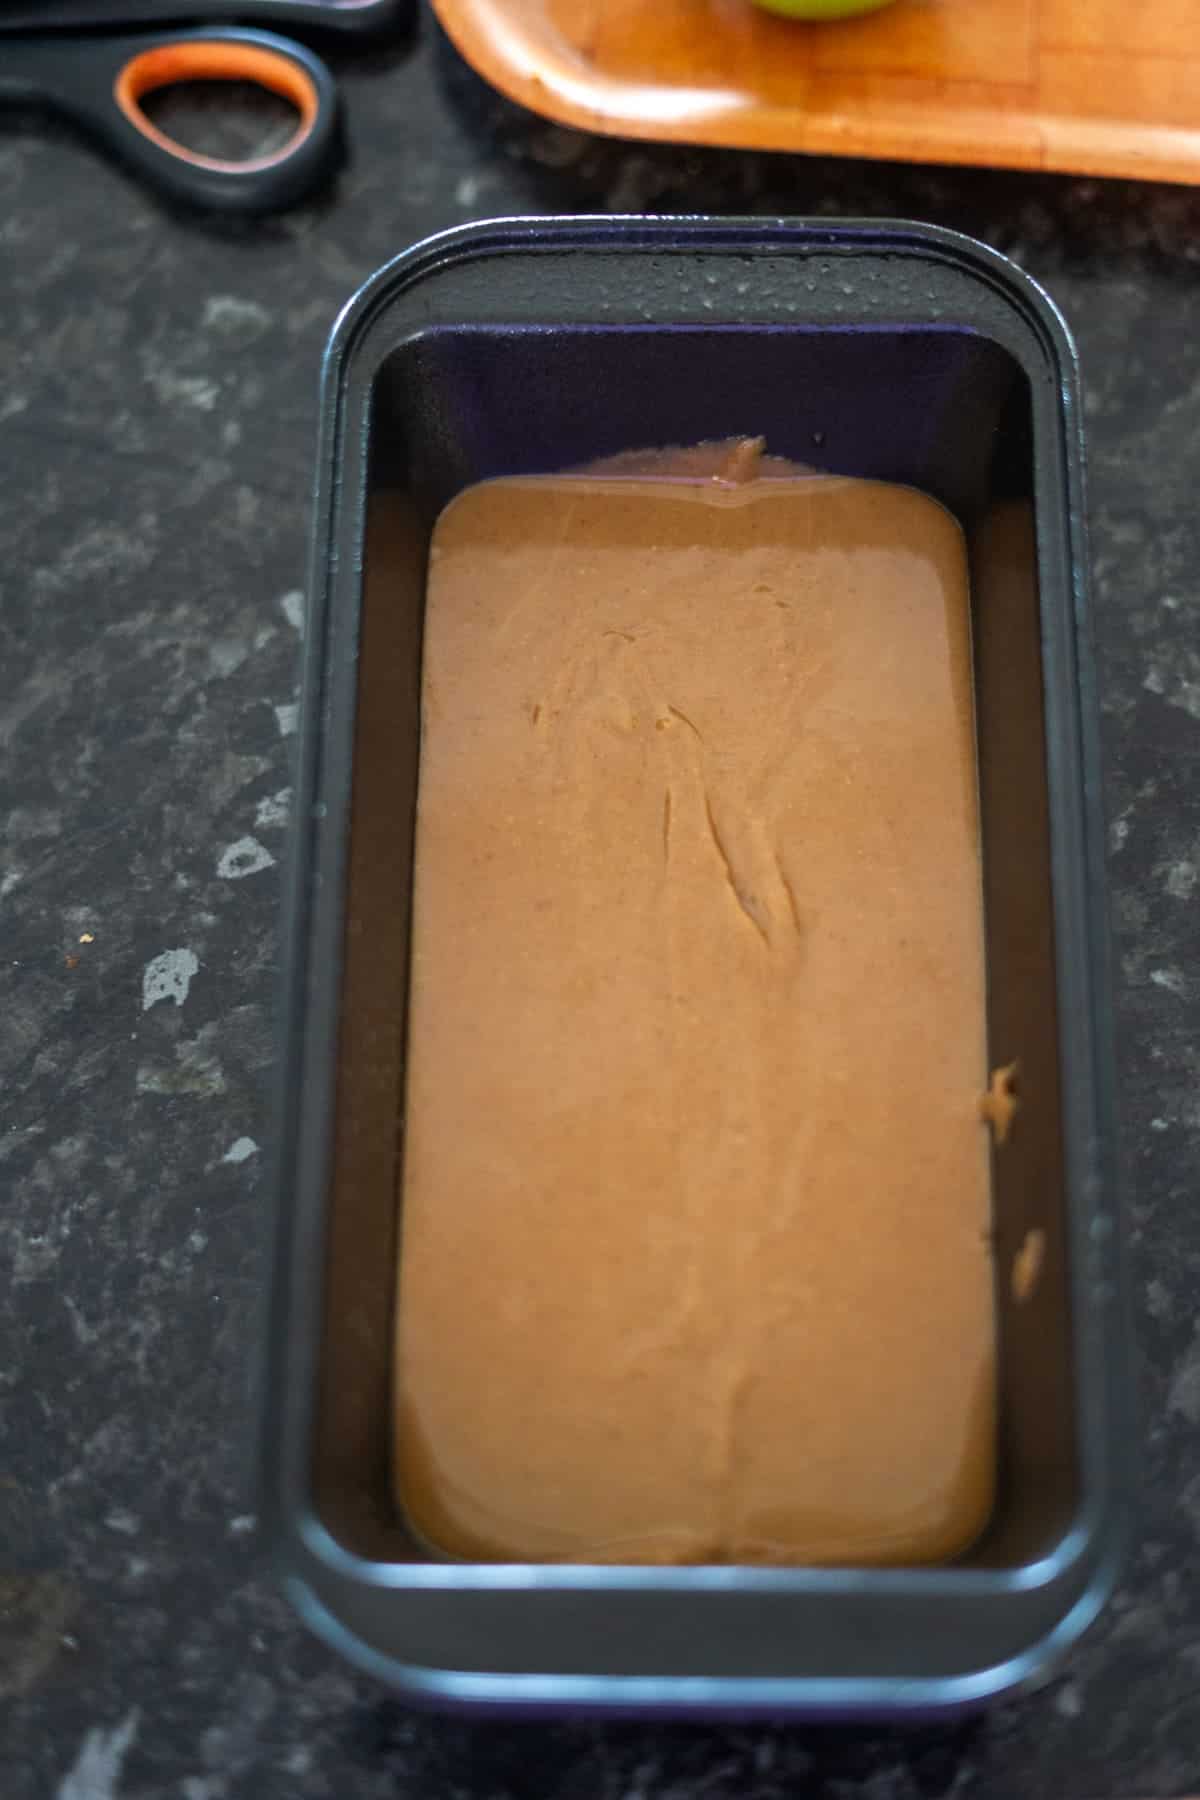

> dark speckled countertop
[4,6,1200,1795]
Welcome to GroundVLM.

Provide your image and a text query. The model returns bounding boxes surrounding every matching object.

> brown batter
[394,452,995,1565]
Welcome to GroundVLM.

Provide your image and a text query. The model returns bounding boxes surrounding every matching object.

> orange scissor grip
[114,38,319,172]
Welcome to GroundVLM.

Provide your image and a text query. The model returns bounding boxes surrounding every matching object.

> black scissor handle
[51,28,339,212]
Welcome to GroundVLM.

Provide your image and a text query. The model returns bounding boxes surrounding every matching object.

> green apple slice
[750,0,898,19]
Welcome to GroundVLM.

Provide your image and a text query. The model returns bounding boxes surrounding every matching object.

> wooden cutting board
[432,0,1200,186]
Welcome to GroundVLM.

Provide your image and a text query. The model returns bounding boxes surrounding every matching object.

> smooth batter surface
[394,454,994,1565]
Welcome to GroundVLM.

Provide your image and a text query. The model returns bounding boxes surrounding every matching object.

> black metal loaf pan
[264,217,1129,1718]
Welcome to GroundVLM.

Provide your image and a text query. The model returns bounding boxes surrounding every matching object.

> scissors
[0,0,410,212]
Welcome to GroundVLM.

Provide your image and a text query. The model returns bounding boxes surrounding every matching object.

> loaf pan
[263,216,1130,1718]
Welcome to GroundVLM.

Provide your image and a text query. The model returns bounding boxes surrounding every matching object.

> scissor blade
[0,0,410,34]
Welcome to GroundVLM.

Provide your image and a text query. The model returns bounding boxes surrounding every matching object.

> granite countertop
[4,5,1200,1795]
